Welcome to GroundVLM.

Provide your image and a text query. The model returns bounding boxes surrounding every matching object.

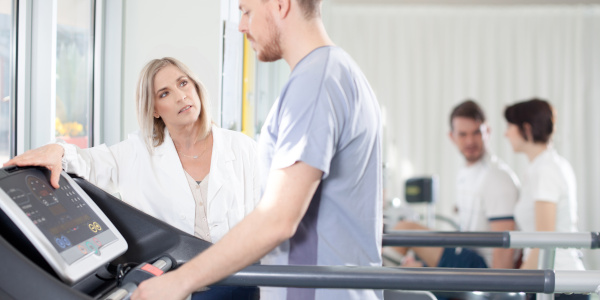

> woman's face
[153,64,201,129]
[504,123,526,152]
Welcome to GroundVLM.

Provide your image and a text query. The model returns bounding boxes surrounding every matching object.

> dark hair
[449,100,486,130]
[504,98,554,144]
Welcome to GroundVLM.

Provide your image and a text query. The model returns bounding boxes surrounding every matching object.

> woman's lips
[179,105,192,114]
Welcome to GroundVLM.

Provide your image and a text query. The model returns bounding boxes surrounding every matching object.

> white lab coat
[60,125,260,242]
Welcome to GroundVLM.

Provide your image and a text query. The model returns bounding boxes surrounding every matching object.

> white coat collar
[207,125,236,206]
[149,128,195,216]
[153,125,237,211]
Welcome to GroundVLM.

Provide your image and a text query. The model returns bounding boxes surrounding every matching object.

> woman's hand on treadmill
[3,144,65,189]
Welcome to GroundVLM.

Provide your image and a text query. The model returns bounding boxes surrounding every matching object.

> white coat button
[179,213,186,220]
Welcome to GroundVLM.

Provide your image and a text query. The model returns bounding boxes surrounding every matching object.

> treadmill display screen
[0,168,118,264]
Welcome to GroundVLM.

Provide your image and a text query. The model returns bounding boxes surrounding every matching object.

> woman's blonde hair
[135,57,212,154]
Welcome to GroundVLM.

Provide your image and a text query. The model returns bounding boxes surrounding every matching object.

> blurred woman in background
[504,98,585,276]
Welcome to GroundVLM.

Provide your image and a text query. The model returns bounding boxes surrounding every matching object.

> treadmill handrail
[217,265,600,294]
[383,231,600,249]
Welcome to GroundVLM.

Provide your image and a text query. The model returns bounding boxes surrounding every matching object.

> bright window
[55,0,93,148]
[0,0,12,163]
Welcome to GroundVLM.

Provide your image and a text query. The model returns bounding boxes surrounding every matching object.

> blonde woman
[4,57,260,245]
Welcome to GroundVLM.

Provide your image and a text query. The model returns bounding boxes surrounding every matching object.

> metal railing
[382,231,600,249]
[382,231,600,299]
[217,265,600,295]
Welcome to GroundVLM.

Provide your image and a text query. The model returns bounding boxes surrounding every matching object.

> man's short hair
[449,100,486,130]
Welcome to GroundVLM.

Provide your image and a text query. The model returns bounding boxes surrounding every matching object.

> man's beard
[257,14,283,62]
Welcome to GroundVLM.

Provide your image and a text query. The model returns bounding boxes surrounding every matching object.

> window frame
[12,0,123,156]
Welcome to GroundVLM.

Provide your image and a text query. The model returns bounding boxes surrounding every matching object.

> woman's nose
[175,90,186,101]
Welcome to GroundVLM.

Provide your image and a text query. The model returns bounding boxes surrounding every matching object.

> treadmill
[0,166,220,299]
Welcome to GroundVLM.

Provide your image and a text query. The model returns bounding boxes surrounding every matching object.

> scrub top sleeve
[270,83,338,179]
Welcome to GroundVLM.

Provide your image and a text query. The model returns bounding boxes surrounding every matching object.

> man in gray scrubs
[132,0,383,300]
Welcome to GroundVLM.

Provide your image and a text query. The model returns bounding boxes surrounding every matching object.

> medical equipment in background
[385,176,460,231]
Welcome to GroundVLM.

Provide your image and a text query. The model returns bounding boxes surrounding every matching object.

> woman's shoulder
[535,149,572,173]
[212,127,258,165]
[107,130,148,154]
[213,127,257,147]
[528,150,576,187]
[118,130,144,147]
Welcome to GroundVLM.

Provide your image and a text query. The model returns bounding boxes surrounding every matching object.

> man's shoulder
[282,49,353,105]
[479,155,519,189]
[483,155,515,174]
[292,46,356,79]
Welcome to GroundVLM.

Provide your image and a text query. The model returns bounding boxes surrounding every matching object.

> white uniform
[58,125,260,243]
[514,148,584,270]
[456,153,520,266]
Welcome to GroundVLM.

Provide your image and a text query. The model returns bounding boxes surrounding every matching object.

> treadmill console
[0,166,127,284]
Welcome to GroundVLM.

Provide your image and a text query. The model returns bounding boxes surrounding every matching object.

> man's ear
[277,0,291,19]
[448,131,456,144]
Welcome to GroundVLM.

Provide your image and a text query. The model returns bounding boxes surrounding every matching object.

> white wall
[121,0,222,138]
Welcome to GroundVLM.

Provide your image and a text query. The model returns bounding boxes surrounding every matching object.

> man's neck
[282,18,334,70]
[465,152,487,167]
